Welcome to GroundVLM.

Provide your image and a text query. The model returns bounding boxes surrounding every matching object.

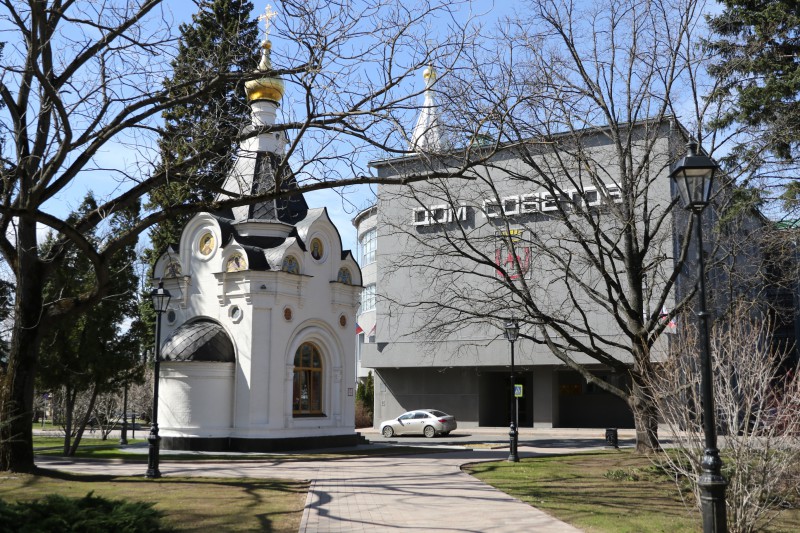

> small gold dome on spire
[245,5,284,103]
[245,40,285,103]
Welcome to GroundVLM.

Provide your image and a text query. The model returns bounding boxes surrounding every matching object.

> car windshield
[428,410,448,417]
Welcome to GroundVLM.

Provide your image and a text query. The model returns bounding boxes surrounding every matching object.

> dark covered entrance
[556,370,634,428]
[478,370,533,427]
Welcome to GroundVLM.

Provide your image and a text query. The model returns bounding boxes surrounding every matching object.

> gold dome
[245,77,284,103]
[246,40,285,103]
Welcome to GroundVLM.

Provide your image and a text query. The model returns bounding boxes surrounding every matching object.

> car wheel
[423,425,436,438]
[382,426,394,438]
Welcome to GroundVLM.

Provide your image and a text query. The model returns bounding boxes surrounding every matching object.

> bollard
[605,428,619,448]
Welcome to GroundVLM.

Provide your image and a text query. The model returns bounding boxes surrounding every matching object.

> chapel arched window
[292,343,323,416]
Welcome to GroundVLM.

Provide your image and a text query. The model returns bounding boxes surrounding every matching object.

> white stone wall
[160,362,234,437]
[154,209,360,442]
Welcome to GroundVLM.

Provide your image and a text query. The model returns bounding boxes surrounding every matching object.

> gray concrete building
[353,205,378,384]
[355,69,767,430]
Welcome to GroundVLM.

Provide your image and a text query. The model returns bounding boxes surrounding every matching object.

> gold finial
[246,4,284,103]
[422,65,437,91]
[258,5,277,41]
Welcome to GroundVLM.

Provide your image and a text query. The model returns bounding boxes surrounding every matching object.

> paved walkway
[36,429,625,532]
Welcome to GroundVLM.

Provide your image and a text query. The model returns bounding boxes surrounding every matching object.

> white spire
[410,65,446,153]
[242,4,286,155]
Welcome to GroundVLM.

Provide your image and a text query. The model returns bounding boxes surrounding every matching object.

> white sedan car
[380,409,457,438]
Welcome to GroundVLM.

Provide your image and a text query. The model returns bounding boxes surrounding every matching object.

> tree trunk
[62,387,76,456]
[69,385,99,456]
[0,220,43,473]
[631,376,660,453]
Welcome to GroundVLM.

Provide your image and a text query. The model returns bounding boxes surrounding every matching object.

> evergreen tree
[356,371,374,414]
[146,0,260,260]
[37,194,142,455]
[707,1,800,162]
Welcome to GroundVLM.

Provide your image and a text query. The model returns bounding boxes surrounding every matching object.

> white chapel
[151,27,363,452]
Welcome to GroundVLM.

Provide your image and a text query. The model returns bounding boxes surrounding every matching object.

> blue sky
[6,0,508,257]
[6,0,731,264]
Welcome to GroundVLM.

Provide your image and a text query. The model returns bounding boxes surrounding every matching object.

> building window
[361,284,376,312]
[337,267,352,285]
[293,342,323,416]
[361,228,376,265]
[282,255,299,274]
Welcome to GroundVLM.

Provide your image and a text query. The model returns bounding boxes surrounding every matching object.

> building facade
[353,205,378,384]
[355,69,770,430]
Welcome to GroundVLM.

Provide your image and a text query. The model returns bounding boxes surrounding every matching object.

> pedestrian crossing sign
[514,384,523,398]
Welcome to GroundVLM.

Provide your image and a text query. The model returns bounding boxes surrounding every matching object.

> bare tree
[649,302,800,533]
[376,0,761,451]
[0,0,474,472]
[127,365,153,428]
[92,390,122,441]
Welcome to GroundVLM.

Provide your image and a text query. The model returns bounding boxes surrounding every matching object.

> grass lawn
[0,471,307,532]
[34,436,147,449]
[465,450,800,533]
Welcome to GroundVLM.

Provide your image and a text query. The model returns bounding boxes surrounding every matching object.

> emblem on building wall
[495,229,531,280]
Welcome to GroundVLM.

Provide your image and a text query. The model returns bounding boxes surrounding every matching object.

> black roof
[161,320,235,363]
[249,152,308,223]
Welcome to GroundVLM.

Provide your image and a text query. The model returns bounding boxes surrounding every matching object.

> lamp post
[504,318,520,462]
[146,280,171,479]
[669,141,727,533]
[119,380,128,445]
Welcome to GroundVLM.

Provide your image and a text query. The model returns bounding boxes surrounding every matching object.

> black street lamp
[669,141,727,533]
[504,318,520,462]
[119,380,128,445]
[146,280,171,479]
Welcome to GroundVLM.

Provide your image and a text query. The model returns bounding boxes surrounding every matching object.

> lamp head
[669,141,717,212]
[504,318,520,343]
[150,280,172,314]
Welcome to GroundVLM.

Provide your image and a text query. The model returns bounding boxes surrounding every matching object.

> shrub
[0,492,171,532]
[355,400,373,428]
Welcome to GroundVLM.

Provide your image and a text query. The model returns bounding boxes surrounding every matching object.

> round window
[229,305,243,323]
